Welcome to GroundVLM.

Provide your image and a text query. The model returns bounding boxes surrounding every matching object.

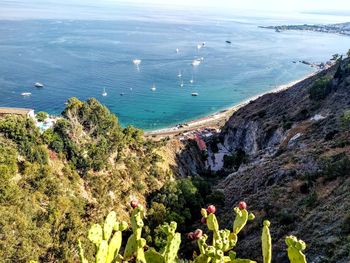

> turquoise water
[1,6,350,130]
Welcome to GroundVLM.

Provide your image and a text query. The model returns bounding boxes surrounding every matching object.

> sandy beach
[145,71,318,139]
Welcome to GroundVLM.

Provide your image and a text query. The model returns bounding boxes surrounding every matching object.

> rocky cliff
[212,58,350,262]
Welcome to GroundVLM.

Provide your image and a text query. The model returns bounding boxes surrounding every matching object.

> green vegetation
[308,76,332,100]
[79,206,181,263]
[223,149,247,170]
[341,110,350,129]
[79,204,307,263]
[0,115,48,164]
[36,111,48,122]
[145,177,224,250]
[0,98,170,262]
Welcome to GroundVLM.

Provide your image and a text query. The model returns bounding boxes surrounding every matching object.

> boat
[180,81,184,88]
[197,44,202,50]
[190,74,194,84]
[34,82,44,88]
[151,84,156,91]
[225,40,231,44]
[176,48,179,53]
[120,93,125,96]
[191,92,199,96]
[177,71,182,78]
[21,92,32,96]
[132,59,141,66]
[191,59,201,66]
[102,88,107,97]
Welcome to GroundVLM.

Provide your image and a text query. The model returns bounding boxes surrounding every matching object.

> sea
[1,1,350,130]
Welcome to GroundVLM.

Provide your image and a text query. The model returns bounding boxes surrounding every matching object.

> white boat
[102,88,107,97]
[189,73,194,84]
[191,59,201,66]
[151,84,156,91]
[180,81,184,88]
[21,92,32,96]
[132,59,141,66]
[191,92,199,96]
[197,44,202,50]
[176,48,179,53]
[177,71,182,78]
[34,82,44,88]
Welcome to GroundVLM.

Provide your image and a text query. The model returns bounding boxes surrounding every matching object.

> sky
[0,0,350,20]
[108,0,350,12]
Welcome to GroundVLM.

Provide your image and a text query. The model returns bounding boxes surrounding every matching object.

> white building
[0,107,35,118]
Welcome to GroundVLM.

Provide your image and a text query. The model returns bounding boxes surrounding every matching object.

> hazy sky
[1,0,350,20]
[110,0,350,12]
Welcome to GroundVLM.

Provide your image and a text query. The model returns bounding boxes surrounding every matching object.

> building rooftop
[0,107,34,116]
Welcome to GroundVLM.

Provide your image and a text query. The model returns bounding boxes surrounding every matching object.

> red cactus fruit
[130,200,139,209]
[194,229,203,239]
[201,217,207,224]
[207,205,216,214]
[187,232,194,240]
[238,201,247,210]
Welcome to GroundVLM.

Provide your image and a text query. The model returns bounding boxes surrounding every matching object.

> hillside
[199,57,350,262]
[1,57,350,262]
[0,98,175,262]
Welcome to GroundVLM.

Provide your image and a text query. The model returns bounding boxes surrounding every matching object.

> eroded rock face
[213,59,350,263]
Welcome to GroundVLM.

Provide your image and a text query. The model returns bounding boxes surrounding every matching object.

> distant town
[260,22,350,36]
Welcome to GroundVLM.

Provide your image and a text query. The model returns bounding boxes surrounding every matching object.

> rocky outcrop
[214,58,350,262]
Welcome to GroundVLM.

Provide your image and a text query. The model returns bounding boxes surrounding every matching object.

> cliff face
[214,59,350,262]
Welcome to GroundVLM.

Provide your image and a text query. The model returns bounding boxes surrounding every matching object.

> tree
[308,76,332,100]
[347,49,350,58]
[36,111,48,122]
[332,53,340,61]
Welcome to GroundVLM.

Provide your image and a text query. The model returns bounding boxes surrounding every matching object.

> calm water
[1,7,350,130]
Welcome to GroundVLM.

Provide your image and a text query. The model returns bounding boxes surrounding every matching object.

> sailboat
[177,71,182,78]
[132,59,141,66]
[180,81,184,88]
[151,84,156,91]
[189,74,194,84]
[102,88,107,97]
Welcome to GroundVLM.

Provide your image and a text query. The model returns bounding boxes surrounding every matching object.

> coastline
[144,70,318,139]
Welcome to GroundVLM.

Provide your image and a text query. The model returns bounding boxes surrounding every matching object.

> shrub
[0,115,48,164]
[308,76,332,100]
[340,110,350,129]
[223,149,247,170]
[323,154,350,180]
[36,111,48,122]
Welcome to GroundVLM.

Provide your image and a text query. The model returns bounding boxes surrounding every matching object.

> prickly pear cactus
[285,236,307,263]
[261,220,272,263]
[194,204,256,263]
[232,207,254,235]
[162,222,181,263]
[124,205,147,262]
[79,211,128,263]
[78,239,88,263]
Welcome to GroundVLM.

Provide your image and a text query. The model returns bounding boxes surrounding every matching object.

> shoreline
[145,70,318,139]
